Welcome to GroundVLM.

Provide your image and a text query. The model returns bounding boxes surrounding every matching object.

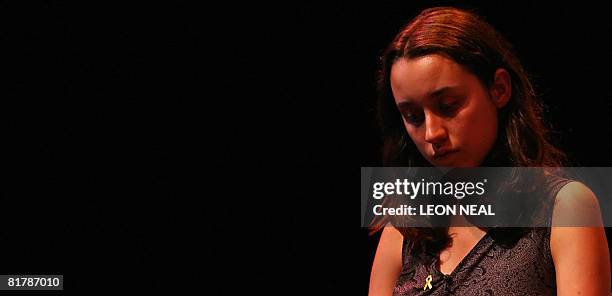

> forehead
[390,55,475,102]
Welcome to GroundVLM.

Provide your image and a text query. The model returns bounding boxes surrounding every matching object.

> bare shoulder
[554,181,598,207]
[550,181,605,266]
[369,226,404,296]
[551,181,603,227]
[550,182,610,294]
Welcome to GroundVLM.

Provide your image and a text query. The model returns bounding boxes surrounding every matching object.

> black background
[4,1,612,294]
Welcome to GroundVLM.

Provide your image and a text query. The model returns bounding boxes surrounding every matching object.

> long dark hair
[372,7,567,255]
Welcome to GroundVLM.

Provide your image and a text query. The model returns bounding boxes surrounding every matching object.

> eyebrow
[396,86,460,109]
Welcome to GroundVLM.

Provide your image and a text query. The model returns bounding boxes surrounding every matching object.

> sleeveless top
[393,174,573,296]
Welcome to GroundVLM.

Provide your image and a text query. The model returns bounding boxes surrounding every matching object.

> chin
[431,159,478,168]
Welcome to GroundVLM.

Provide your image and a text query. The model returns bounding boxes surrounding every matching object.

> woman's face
[390,54,509,167]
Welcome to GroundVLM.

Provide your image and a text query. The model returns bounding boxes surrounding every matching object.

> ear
[489,68,512,108]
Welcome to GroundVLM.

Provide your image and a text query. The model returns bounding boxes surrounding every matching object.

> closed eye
[437,97,463,116]
[439,102,458,113]
[402,110,424,126]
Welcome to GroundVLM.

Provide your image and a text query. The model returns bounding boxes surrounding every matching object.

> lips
[432,149,458,159]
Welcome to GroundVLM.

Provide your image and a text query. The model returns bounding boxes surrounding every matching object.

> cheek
[404,125,429,152]
[459,100,498,148]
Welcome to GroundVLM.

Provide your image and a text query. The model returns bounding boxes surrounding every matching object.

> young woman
[369,7,610,295]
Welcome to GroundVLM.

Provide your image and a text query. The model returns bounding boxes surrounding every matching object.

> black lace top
[393,175,573,296]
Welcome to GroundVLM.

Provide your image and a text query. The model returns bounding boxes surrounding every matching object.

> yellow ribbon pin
[423,274,433,291]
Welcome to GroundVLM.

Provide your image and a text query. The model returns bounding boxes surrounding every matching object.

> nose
[424,112,448,147]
